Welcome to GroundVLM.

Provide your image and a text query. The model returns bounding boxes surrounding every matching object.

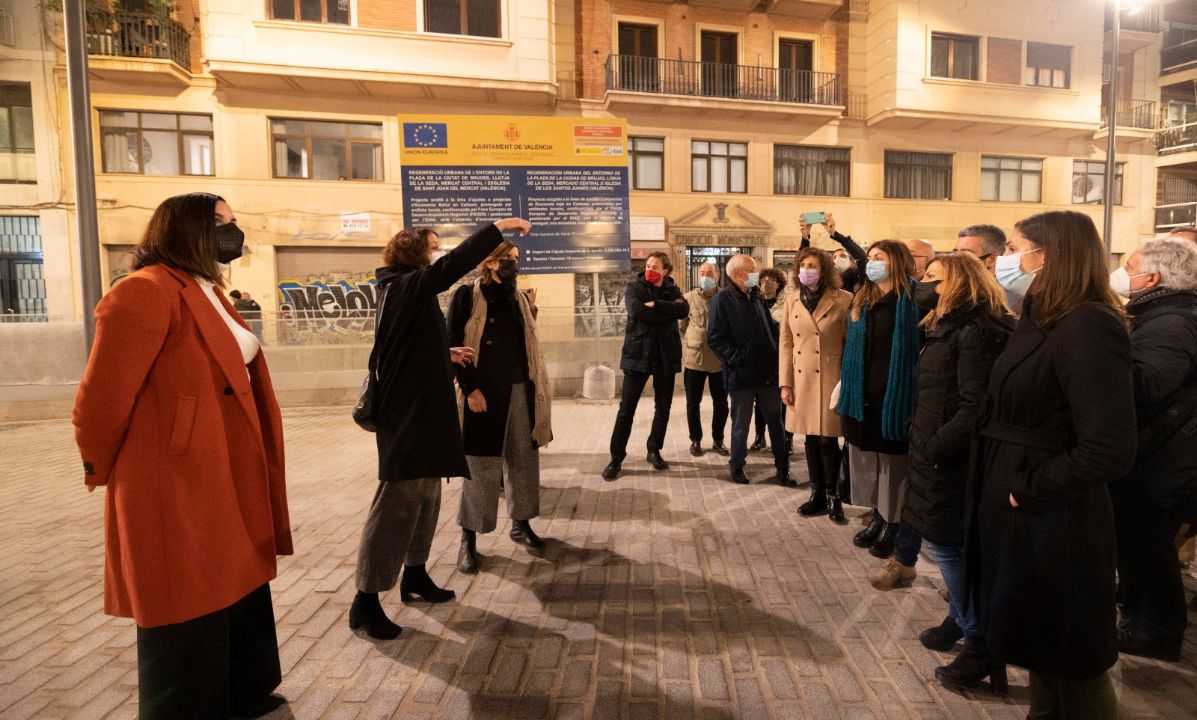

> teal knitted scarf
[836,290,922,442]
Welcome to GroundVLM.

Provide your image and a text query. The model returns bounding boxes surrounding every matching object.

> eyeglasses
[953,249,994,261]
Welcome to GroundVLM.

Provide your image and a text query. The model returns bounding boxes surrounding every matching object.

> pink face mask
[798,268,820,287]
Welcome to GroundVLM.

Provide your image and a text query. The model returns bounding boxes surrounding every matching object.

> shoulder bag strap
[367,284,390,380]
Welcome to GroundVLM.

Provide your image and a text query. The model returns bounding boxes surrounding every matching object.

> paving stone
[2,403,1193,719]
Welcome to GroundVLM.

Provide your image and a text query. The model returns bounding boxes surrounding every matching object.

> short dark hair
[383,228,437,268]
[646,251,672,273]
[958,224,1006,257]
[759,267,787,293]
[131,192,225,285]
[229,289,242,299]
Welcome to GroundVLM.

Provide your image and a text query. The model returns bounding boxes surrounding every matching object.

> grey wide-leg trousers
[355,477,442,593]
[460,382,541,534]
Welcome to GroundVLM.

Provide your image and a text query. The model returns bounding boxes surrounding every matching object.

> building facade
[7,0,1176,332]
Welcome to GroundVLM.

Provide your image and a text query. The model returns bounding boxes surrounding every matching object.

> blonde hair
[850,240,917,320]
[478,240,518,284]
[921,254,1009,329]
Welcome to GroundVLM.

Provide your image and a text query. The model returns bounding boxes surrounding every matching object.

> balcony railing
[1158,121,1197,155]
[1161,176,1197,206]
[86,11,191,71]
[605,55,843,107]
[1155,202,1197,231]
[1106,4,1163,34]
[1163,37,1197,75]
[1101,99,1157,130]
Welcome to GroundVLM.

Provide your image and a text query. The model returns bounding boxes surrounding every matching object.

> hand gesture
[824,213,837,236]
[525,288,537,306]
[799,218,811,240]
[495,218,532,236]
[467,389,487,413]
[450,347,476,366]
[780,387,794,407]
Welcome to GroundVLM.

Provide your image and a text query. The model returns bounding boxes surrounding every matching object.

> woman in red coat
[73,193,293,719]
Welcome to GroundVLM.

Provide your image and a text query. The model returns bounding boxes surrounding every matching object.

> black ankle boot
[399,564,456,604]
[750,435,766,452]
[828,495,847,524]
[935,637,1008,695]
[869,522,898,558]
[920,615,964,652]
[348,591,402,640]
[457,529,480,574]
[797,488,829,517]
[510,519,546,549]
[602,457,622,481]
[646,450,669,471]
[853,511,884,548]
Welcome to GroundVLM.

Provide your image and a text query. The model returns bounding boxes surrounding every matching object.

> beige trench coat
[680,288,721,372]
[778,288,853,437]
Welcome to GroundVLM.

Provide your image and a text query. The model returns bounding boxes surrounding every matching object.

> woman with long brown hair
[836,240,924,558]
[73,193,292,718]
[446,240,553,574]
[780,247,853,522]
[966,211,1135,716]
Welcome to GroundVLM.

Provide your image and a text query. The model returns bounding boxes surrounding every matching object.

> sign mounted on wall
[340,212,371,234]
[398,115,631,274]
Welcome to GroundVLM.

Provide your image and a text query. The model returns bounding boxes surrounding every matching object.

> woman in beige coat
[780,247,853,523]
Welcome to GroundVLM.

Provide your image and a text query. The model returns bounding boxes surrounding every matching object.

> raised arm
[413,218,530,297]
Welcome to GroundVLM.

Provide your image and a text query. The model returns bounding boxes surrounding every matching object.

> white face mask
[995,248,1041,297]
[833,256,852,272]
[1109,266,1149,298]
[430,250,447,263]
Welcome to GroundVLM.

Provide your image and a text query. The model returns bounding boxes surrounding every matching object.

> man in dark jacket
[602,252,689,481]
[1110,238,1197,662]
[707,254,790,485]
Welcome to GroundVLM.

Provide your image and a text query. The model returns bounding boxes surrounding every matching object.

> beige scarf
[458,280,553,447]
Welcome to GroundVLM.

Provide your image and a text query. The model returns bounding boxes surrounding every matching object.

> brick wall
[578,0,846,100]
[358,0,418,32]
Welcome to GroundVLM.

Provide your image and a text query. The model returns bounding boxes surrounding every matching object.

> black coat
[446,281,536,458]
[707,284,780,391]
[967,300,1136,679]
[904,305,1011,546]
[372,224,505,481]
[840,291,920,455]
[1115,288,1197,510]
[620,274,689,374]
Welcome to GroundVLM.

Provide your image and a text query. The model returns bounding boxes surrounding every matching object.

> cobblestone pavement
[2,401,1196,720]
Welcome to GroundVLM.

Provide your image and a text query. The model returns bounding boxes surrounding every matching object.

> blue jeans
[729,383,786,472]
[922,540,982,640]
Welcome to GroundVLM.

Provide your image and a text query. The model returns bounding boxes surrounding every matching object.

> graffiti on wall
[276,273,379,344]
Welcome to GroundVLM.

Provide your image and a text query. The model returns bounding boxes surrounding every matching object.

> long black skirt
[136,583,282,719]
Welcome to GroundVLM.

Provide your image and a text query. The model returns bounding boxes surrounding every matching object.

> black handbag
[353,285,389,431]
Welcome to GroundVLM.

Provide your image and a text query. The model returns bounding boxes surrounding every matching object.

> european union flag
[403,123,448,148]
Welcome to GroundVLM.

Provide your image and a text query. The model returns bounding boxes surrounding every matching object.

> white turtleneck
[195,277,261,365]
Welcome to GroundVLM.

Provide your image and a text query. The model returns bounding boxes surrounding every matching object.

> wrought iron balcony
[86,11,191,71]
[1155,201,1197,232]
[1158,121,1197,155]
[1100,99,1157,130]
[605,55,843,107]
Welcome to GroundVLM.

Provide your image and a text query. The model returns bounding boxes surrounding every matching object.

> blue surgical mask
[995,249,1041,297]
[698,276,717,292]
[744,272,760,289]
[865,260,889,283]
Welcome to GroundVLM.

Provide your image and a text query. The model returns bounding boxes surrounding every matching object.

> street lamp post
[1104,1,1142,258]
[1103,2,1120,258]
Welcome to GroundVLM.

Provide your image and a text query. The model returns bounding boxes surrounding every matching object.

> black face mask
[914,279,941,310]
[496,259,519,284]
[214,222,245,264]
